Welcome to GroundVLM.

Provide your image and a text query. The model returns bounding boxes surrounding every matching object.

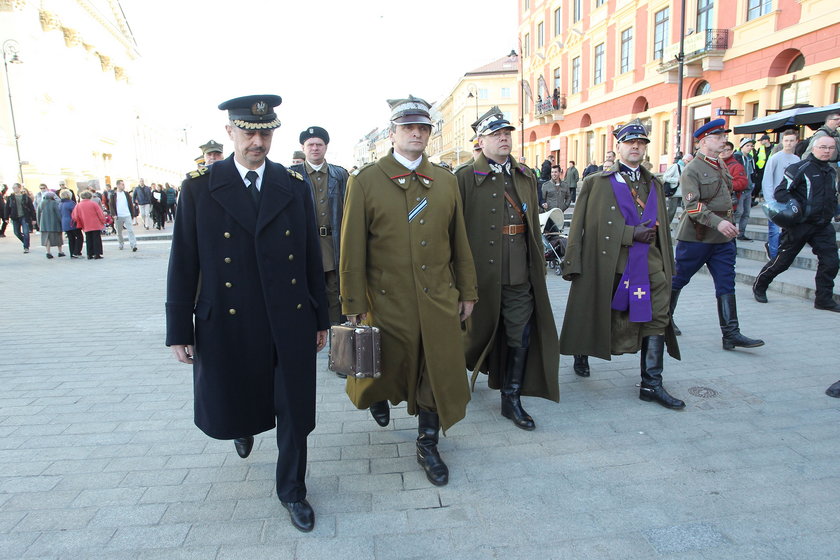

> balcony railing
[659,29,729,69]
[535,94,567,118]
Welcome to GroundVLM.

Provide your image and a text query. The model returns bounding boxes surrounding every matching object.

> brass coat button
[420,240,427,247]
[288,254,294,261]
[423,287,429,293]
[224,257,231,264]
[225,282,232,288]
[228,309,236,315]
[285,230,291,236]
[421,265,427,271]
[291,278,297,285]
[224,232,231,238]
[296,303,302,310]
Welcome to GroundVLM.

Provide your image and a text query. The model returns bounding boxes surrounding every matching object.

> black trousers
[754,221,839,306]
[275,407,307,503]
[66,229,84,256]
[84,230,103,257]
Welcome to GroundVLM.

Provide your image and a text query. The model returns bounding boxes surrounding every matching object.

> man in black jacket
[753,136,840,311]
[7,183,35,253]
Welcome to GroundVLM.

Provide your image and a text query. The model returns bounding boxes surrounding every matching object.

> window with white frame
[654,8,669,60]
[747,0,772,20]
[620,28,633,74]
[571,56,581,93]
[554,8,562,36]
[594,43,605,84]
[537,22,544,48]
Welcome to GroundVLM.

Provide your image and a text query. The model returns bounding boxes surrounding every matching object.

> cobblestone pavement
[1,234,838,559]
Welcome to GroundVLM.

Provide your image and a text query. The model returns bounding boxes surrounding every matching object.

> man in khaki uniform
[339,95,478,486]
[671,119,764,351]
[290,126,348,332]
[200,140,224,166]
[560,120,683,409]
[455,107,559,430]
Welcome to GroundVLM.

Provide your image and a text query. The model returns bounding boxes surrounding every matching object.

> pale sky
[122,0,518,166]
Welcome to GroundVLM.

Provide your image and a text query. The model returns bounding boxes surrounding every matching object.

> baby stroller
[539,208,567,276]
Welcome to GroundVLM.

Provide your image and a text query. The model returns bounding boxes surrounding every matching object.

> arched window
[787,54,805,73]
[694,81,711,97]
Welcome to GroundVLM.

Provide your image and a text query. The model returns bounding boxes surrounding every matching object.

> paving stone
[107,523,190,550]
[216,543,295,560]
[88,504,167,528]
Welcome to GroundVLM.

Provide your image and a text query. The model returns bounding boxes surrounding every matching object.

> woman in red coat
[71,190,106,259]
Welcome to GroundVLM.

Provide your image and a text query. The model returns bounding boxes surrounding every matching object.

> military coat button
[602,251,607,255]
[492,192,498,197]
[491,208,496,213]
[225,282,232,288]
[605,236,610,240]
[228,308,237,315]
[420,240,427,247]
[291,278,297,285]
[296,304,302,310]
[610,206,616,210]
[490,225,496,230]
[423,287,429,293]
[224,257,231,263]
[607,221,612,225]
[419,219,425,225]
[421,265,427,270]
[224,232,231,238]
[288,254,294,261]
[490,241,494,246]
[285,230,291,236]
[380,289,386,294]
[489,259,495,264]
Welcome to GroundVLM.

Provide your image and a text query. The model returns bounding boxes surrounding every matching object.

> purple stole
[609,173,658,323]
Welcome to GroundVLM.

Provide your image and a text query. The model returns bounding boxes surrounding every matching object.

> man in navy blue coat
[166,94,329,532]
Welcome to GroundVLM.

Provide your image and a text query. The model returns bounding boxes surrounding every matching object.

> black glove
[632,219,656,244]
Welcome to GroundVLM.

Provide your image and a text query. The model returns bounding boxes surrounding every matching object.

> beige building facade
[0,0,189,191]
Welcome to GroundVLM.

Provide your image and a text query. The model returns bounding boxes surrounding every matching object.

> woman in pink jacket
[71,190,106,259]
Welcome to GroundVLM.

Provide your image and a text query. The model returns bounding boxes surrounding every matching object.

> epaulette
[187,167,208,179]
[453,162,473,174]
[287,169,304,181]
[352,162,375,176]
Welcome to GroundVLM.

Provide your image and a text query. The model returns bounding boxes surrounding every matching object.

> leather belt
[319,225,333,237]
[501,224,526,235]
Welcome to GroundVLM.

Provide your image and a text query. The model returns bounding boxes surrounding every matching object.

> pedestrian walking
[455,106,559,430]
[133,179,152,229]
[36,191,64,258]
[71,190,106,259]
[290,126,349,331]
[753,135,840,312]
[7,183,35,253]
[560,119,684,409]
[340,95,478,486]
[733,138,757,238]
[167,94,329,533]
[760,130,800,259]
[108,179,138,251]
[541,165,571,211]
[670,119,764,351]
[59,189,83,258]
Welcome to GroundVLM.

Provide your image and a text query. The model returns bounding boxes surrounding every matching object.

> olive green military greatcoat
[676,153,736,243]
[339,151,478,433]
[455,154,560,403]
[559,165,680,361]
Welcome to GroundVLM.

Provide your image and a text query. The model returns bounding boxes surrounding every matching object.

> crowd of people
[162,93,839,535]
[0,178,180,258]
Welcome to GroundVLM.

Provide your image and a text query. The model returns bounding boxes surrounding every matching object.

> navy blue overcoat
[166,155,329,444]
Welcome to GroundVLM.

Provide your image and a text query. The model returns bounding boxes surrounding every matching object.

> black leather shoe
[233,436,254,458]
[826,381,840,398]
[416,411,448,486]
[753,285,768,303]
[281,499,314,532]
[369,400,390,427]
[573,355,590,377]
[815,302,840,313]
[639,385,686,410]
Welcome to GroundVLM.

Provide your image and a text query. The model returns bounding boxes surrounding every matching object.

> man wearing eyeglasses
[802,112,840,167]
[753,135,840,312]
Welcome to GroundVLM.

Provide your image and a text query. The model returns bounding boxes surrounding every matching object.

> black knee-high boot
[639,335,685,410]
[501,347,536,430]
[717,294,764,350]
[416,410,448,486]
[670,289,682,336]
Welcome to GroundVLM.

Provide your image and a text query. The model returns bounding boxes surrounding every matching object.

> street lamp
[2,39,24,185]
[508,48,524,156]
[466,84,479,120]
[674,0,688,162]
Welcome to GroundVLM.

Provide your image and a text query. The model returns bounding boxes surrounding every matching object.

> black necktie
[245,170,260,205]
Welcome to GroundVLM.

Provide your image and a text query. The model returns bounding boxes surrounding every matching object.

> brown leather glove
[632,219,656,244]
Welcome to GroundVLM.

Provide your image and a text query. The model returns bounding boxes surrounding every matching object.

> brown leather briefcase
[329,324,381,379]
